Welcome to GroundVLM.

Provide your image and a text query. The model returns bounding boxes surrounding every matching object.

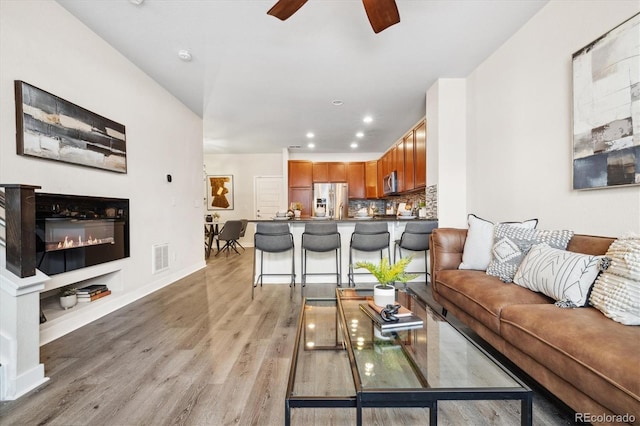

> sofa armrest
[430,228,467,275]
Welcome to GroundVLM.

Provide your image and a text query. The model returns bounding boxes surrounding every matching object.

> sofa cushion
[487,225,574,283]
[590,237,640,325]
[513,243,603,307]
[435,270,551,334]
[459,214,538,271]
[500,304,640,418]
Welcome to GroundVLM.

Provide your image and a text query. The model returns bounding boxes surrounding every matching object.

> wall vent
[152,243,169,274]
[288,145,302,149]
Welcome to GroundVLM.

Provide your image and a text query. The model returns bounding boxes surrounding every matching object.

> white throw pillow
[589,237,640,325]
[459,214,538,271]
[513,243,603,307]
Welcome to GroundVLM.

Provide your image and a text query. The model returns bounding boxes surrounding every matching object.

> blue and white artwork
[572,13,639,189]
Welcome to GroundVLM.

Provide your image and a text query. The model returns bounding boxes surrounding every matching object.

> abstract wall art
[572,13,639,190]
[15,81,127,173]
[207,175,234,210]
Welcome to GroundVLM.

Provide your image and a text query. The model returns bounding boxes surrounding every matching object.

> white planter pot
[59,294,77,310]
[373,284,395,307]
[294,210,301,218]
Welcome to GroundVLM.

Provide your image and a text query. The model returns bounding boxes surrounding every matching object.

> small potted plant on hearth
[356,257,418,307]
[59,287,78,310]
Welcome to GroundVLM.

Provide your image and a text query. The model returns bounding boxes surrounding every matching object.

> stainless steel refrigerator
[313,183,349,219]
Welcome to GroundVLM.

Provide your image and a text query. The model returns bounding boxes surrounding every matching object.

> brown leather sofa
[430,228,639,425]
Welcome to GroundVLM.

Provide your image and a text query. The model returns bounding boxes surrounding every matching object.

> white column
[0,248,50,401]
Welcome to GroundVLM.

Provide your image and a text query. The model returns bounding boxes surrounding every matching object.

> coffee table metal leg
[430,400,438,425]
[521,394,533,426]
[285,400,290,426]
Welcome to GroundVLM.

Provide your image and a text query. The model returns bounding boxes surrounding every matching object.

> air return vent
[288,145,302,149]
[152,243,169,273]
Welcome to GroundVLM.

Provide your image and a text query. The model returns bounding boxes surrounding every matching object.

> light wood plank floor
[0,249,578,425]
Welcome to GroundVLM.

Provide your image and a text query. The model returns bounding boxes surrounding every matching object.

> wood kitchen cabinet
[313,162,347,182]
[288,187,313,217]
[289,160,313,188]
[377,158,384,198]
[365,160,378,199]
[395,140,404,193]
[414,120,426,188]
[404,129,415,191]
[347,162,365,199]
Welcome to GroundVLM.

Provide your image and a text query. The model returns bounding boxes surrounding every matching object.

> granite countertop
[250,217,438,223]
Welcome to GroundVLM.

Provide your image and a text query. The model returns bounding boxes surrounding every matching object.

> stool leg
[336,247,341,287]
[252,248,258,299]
[348,247,354,287]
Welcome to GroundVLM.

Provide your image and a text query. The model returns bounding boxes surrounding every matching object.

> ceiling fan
[267,0,400,34]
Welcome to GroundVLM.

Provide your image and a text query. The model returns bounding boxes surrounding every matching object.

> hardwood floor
[0,249,578,425]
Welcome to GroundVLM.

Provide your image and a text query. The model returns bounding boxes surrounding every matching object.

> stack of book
[360,300,424,331]
[76,284,111,303]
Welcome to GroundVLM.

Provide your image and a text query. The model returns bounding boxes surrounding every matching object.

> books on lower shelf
[359,303,424,331]
[76,284,111,302]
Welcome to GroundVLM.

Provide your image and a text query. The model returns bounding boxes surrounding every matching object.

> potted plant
[418,201,427,218]
[355,257,418,307]
[212,212,220,222]
[59,287,77,310]
[292,202,303,218]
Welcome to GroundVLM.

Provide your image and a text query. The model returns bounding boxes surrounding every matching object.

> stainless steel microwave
[383,171,398,195]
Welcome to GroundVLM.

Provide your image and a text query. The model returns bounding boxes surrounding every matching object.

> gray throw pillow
[486,225,574,283]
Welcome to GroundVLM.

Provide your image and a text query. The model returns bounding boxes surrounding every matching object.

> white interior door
[254,176,283,220]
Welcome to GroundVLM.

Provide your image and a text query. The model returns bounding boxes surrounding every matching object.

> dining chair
[215,220,243,256]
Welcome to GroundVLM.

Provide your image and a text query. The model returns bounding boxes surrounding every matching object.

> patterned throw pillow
[486,225,574,283]
[459,214,538,271]
[589,237,640,325]
[513,243,603,307]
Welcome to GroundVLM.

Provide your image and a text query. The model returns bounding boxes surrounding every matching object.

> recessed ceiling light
[308,143,315,148]
[129,0,144,5]
[306,132,314,138]
[356,132,364,138]
[363,116,373,123]
[332,100,344,106]
[350,142,358,148]
[178,50,192,61]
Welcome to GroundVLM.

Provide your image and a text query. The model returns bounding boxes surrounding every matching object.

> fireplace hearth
[35,193,129,275]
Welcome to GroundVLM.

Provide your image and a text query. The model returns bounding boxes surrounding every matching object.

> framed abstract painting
[15,81,127,173]
[572,13,639,190]
[207,175,234,210]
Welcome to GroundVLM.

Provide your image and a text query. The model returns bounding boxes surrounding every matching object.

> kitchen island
[249,217,438,286]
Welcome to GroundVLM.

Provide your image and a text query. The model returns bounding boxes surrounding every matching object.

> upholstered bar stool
[301,222,341,298]
[394,221,438,285]
[253,222,295,299]
[348,222,390,287]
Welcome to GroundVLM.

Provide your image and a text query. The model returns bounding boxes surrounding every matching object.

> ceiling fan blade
[267,0,308,21]
[362,0,400,33]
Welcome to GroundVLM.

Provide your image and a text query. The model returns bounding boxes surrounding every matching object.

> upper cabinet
[365,160,378,199]
[313,162,346,182]
[414,120,426,188]
[289,160,313,188]
[347,162,365,199]
[403,129,415,191]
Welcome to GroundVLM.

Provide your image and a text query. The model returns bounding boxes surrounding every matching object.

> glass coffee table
[285,288,532,425]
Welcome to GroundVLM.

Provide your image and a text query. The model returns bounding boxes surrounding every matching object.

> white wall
[204,153,283,244]
[0,1,204,339]
[466,0,640,236]
[426,79,468,227]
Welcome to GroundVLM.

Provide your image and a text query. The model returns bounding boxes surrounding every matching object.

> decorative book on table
[366,300,413,317]
[359,303,424,331]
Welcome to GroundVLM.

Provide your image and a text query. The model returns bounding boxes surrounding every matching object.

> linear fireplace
[35,192,129,275]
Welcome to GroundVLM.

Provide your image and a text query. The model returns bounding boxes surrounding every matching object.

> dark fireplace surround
[35,192,130,275]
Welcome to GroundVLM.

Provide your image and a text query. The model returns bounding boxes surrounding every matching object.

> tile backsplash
[348,184,437,219]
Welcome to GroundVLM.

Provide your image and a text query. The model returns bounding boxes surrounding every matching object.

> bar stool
[301,222,341,298]
[253,222,295,299]
[348,222,390,287]
[394,221,438,283]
